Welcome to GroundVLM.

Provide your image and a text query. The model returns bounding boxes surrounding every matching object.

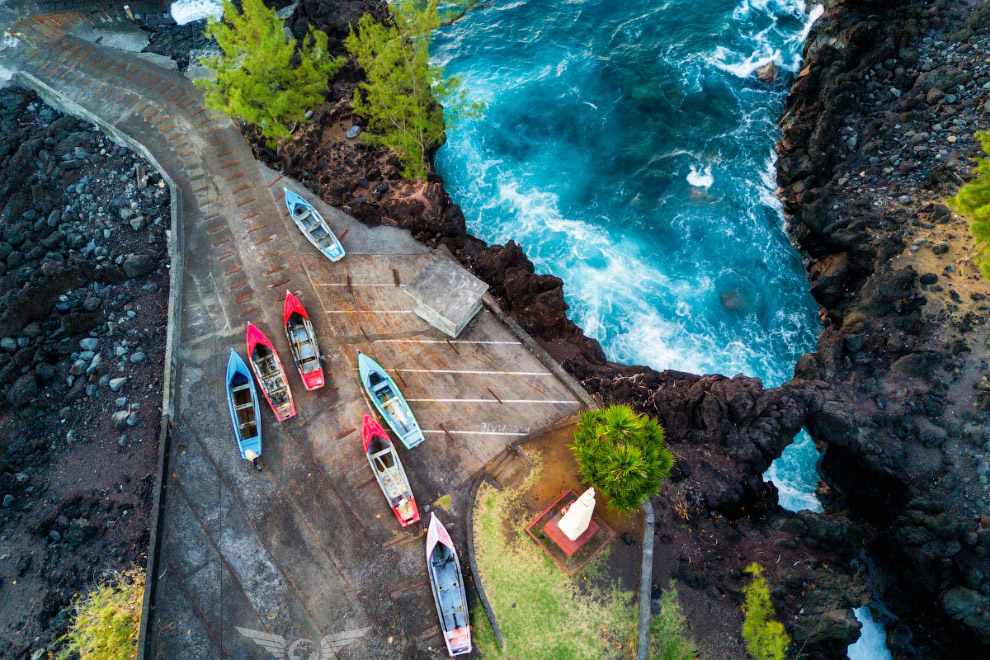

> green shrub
[649,582,698,660]
[741,563,790,660]
[55,567,146,660]
[570,404,674,513]
[951,130,990,279]
[345,0,482,179]
[196,0,343,147]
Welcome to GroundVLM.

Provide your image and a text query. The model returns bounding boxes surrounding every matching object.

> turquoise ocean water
[434,0,824,510]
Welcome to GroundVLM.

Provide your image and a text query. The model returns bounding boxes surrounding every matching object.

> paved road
[0,7,590,659]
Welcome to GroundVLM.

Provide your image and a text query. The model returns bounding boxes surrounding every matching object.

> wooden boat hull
[284,188,345,262]
[362,414,419,526]
[246,323,296,421]
[226,349,261,461]
[357,351,425,449]
[283,291,324,390]
[426,514,472,657]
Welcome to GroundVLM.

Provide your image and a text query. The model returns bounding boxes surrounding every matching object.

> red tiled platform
[525,490,614,576]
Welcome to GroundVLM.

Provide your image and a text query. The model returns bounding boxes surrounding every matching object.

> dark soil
[0,87,170,660]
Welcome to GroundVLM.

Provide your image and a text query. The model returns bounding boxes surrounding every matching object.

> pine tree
[570,405,674,513]
[952,131,990,279]
[741,563,791,660]
[195,0,343,147]
[345,0,482,179]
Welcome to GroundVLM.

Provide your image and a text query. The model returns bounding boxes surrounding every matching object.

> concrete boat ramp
[0,5,590,658]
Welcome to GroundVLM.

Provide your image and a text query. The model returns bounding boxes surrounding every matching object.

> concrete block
[405,254,488,338]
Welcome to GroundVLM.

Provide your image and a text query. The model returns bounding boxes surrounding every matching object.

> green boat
[357,351,425,449]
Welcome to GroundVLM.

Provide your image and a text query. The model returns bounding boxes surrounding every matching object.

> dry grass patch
[55,567,145,660]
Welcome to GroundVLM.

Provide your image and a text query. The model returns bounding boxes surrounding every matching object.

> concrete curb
[466,471,505,650]
[636,501,656,660]
[12,70,186,660]
[480,292,599,411]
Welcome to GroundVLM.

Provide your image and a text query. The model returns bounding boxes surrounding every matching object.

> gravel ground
[0,87,171,660]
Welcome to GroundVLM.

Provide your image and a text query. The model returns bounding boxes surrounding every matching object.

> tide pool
[434,0,823,509]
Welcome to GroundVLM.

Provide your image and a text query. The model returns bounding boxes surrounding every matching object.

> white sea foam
[848,607,894,660]
[687,164,714,188]
[170,0,222,26]
[709,44,782,78]
[763,431,823,512]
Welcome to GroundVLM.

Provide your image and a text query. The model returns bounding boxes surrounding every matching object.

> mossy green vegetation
[741,563,790,660]
[196,0,343,147]
[345,0,482,179]
[472,473,636,659]
[951,131,990,279]
[433,492,453,512]
[649,582,698,660]
[55,567,146,660]
[570,405,674,513]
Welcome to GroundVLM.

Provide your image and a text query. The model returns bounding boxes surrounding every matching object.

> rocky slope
[0,87,170,658]
[777,0,990,656]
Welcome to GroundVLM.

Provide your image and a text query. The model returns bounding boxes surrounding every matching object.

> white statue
[558,487,596,541]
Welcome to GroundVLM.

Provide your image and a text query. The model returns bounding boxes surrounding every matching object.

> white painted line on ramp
[374,339,522,345]
[423,429,529,437]
[408,398,579,405]
[323,310,415,314]
[396,369,553,377]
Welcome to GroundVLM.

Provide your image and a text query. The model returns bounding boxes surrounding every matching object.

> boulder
[7,373,37,406]
[122,253,155,278]
[755,60,779,83]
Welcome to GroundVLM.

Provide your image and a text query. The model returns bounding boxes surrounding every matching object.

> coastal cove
[433,0,828,513]
[0,1,981,659]
[256,0,990,657]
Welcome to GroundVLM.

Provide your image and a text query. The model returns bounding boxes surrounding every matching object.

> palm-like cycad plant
[571,405,674,513]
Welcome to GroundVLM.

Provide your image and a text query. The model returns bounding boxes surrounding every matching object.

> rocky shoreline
[0,87,171,657]
[778,0,990,656]
[0,0,979,657]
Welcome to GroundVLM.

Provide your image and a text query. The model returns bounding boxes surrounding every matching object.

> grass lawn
[472,472,637,660]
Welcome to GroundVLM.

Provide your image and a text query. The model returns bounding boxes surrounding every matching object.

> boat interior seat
[298,343,317,361]
[235,401,254,411]
[231,383,251,393]
[293,209,311,222]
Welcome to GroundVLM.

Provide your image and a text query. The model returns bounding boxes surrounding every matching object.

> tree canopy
[952,131,990,279]
[196,0,343,147]
[345,0,482,179]
[570,405,674,513]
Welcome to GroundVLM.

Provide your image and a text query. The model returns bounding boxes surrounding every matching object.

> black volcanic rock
[777,0,990,656]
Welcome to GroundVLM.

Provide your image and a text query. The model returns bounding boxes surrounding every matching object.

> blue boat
[284,188,345,262]
[357,351,425,450]
[226,349,262,469]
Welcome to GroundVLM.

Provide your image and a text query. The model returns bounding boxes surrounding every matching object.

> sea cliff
[235,0,988,657]
[778,0,990,655]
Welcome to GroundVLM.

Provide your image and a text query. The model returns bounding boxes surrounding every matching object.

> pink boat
[245,323,296,421]
[426,513,472,656]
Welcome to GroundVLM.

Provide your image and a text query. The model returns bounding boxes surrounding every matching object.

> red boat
[245,323,296,421]
[282,291,324,390]
[362,414,419,527]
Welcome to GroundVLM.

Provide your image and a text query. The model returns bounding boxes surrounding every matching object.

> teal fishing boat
[284,188,345,262]
[357,351,425,449]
